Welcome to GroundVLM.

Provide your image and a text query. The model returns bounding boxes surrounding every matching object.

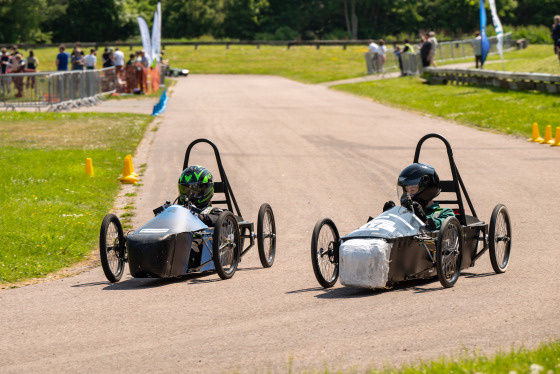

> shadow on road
[291,277,452,299]
[73,266,265,290]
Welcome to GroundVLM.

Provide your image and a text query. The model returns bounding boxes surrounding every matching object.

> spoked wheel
[311,218,340,288]
[257,203,276,268]
[99,214,126,282]
[212,211,240,280]
[436,216,463,288]
[489,204,512,274]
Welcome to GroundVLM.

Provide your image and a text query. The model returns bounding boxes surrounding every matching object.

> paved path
[1,75,559,373]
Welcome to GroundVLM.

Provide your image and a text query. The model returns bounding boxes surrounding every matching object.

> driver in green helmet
[178,165,223,227]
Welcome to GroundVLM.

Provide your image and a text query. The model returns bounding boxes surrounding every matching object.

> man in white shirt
[113,47,125,79]
[366,40,379,74]
[84,49,96,70]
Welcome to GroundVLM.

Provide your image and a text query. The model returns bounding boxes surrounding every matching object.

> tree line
[0,0,557,44]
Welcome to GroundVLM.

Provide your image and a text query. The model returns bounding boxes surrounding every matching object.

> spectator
[377,39,387,73]
[1,47,10,74]
[84,49,97,70]
[10,54,26,98]
[25,50,39,89]
[135,51,146,94]
[403,39,415,54]
[56,45,70,71]
[126,53,135,66]
[366,39,379,74]
[71,47,85,70]
[428,31,438,67]
[103,48,114,68]
[140,50,149,68]
[113,47,125,78]
[420,34,432,68]
[393,45,404,76]
[552,15,560,55]
[471,31,482,68]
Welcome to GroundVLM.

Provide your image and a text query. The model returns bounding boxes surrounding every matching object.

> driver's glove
[411,201,428,222]
[383,200,395,212]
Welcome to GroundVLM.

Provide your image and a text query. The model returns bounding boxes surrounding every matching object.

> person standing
[25,50,39,89]
[428,31,438,67]
[552,15,560,55]
[471,31,482,68]
[377,39,387,73]
[71,47,85,70]
[84,49,97,70]
[56,45,70,71]
[366,39,379,74]
[420,34,432,68]
[103,48,114,68]
[113,47,125,79]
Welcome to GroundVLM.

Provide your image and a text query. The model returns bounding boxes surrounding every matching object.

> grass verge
[333,76,559,138]
[368,341,560,374]
[0,112,152,284]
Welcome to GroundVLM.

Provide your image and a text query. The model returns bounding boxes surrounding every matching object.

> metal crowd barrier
[398,32,515,76]
[0,67,116,111]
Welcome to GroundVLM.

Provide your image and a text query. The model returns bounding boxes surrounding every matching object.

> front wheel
[489,204,512,274]
[311,218,340,288]
[99,214,126,282]
[212,211,240,280]
[257,203,276,268]
[436,216,463,288]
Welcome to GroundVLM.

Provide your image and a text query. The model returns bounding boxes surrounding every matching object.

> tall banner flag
[479,0,491,67]
[151,11,160,64]
[137,16,152,62]
[157,2,162,59]
[488,0,504,60]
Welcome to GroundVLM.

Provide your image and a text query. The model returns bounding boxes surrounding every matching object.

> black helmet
[178,166,214,208]
[397,163,441,206]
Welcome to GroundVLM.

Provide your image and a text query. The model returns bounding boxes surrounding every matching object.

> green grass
[366,341,560,374]
[333,75,560,138]
[484,44,560,75]
[0,112,152,283]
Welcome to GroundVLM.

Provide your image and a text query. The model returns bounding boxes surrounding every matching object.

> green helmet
[178,166,214,208]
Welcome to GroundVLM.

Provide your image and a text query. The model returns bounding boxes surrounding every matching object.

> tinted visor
[178,182,205,200]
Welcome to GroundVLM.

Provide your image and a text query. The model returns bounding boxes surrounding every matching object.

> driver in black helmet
[177,165,223,227]
[383,163,454,230]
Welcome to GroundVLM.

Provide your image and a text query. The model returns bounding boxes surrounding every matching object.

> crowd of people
[1,45,40,98]
[0,41,164,100]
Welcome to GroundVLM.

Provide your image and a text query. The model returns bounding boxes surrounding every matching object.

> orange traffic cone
[126,154,139,177]
[543,125,555,145]
[527,123,544,143]
[551,127,560,147]
[85,158,94,177]
[119,156,139,184]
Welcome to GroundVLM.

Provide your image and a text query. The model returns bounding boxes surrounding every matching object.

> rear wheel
[311,218,340,288]
[99,214,126,282]
[257,203,276,268]
[436,217,463,288]
[212,211,240,280]
[489,204,512,274]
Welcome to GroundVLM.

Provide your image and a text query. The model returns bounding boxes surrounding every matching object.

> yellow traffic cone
[119,156,138,184]
[551,127,560,147]
[543,125,555,145]
[126,154,139,177]
[85,158,94,177]
[528,123,544,142]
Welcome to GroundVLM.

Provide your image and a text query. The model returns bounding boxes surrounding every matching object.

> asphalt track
[1,75,559,373]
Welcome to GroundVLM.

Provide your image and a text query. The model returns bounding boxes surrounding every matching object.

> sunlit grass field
[0,112,152,283]
[334,75,560,138]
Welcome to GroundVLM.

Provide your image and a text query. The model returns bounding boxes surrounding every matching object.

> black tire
[212,211,240,280]
[257,203,276,268]
[489,204,512,274]
[311,218,340,288]
[99,214,126,282]
[436,216,463,288]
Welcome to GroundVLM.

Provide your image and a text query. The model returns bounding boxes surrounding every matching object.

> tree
[0,0,49,43]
